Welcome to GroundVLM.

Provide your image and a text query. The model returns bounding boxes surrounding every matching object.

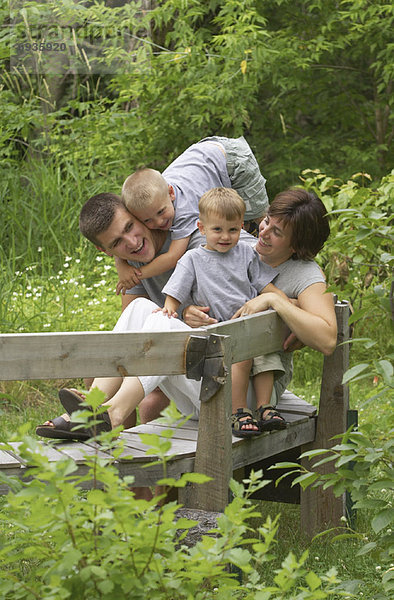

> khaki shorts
[199,135,269,220]
[251,352,286,407]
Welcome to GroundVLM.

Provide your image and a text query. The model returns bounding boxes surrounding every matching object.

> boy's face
[198,213,243,253]
[95,206,161,263]
[133,185,175,231]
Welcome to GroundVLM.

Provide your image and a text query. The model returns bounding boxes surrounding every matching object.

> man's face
[96,206,158,263]
[132,185,175,231]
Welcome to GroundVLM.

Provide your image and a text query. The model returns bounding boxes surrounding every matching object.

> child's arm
[138,236,190,280]
[154,295,181,318]
[115,256,144,295]
[232,283,290,319]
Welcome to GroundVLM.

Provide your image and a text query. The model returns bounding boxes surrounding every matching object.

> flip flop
[35,415,90,441]
[58,388,112,436]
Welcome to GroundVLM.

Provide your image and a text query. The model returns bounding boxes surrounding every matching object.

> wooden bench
[0,301,352,537]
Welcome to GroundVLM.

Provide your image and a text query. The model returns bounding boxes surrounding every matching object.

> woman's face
[255,214,295,266]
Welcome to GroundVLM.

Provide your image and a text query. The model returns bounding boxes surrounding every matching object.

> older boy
[117,136,268,291]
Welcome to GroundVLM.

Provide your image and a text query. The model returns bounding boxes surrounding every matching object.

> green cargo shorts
[200,135,269,220]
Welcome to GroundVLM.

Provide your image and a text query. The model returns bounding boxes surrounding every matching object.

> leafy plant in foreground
[272,424,394,598]
[0,390,350,599]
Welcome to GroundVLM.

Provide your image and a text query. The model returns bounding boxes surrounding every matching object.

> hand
[153,307,178,318]
[231,295,273,319]
[283,332,305,352]
[116,267,143,295]
[182,305,218,328]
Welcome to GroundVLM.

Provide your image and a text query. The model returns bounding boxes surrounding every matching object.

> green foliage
[272,424,394,597]
[0,392,348,599]
[300,169,394,406]
[1,0,393,190]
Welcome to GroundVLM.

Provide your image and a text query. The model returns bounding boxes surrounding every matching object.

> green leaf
[356,541,377,556]
[342,363,369,384]
[306,571,322,591]
[375,359,393,385]
[292,472,319,490]
[371,508,394,533]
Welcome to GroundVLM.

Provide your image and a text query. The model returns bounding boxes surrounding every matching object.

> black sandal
[256,405,287,431]
[35,415,90,441]
[59,388,112,437]
[231,408,261,438]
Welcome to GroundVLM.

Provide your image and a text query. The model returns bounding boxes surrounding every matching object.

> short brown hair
[268,188,330,260]
[122,168,168,211]
[79,193,126,246]
[199,187,245,221]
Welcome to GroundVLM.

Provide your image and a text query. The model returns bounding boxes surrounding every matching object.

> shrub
[0,391,348,599]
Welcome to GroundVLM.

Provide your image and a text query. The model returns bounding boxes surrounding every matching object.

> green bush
[0,391,349,599]
[272,424,394,597]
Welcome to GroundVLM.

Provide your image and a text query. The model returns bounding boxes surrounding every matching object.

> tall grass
[0,156,121,277]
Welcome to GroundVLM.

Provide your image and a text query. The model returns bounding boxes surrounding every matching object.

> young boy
[116,136,268,293]
[159,187,286,437]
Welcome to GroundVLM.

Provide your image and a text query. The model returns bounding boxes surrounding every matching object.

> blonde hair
[122,168,168,211]
[199,187,245,221]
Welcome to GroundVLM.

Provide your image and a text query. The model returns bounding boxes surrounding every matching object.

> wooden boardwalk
[0,393,316,494]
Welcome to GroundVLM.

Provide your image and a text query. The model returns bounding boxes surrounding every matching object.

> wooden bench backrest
[0,309,286,381]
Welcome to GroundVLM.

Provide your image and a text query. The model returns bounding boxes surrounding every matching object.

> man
[38,192,259,440]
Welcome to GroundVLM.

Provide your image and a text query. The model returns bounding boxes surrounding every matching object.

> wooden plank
[301,301,351,537]
[204,310,288,363]
[232,418,316,470]
[188,335,233,512]
[54,442,112,463]
[0,329,201,381]
[8,441,73,464]
[127,423,199,441]
[119,436,197,460]
[0,449,23,468]
[0,310,287,381]
[118,456,196,486]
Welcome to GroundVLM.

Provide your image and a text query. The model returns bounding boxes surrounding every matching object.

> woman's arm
[232,282,337,355]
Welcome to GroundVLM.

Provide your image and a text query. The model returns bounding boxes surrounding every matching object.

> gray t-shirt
[126,229,258,311]
[162,243,277,322]
[268,257,327,395]
[162,141,231,240]
[272,258,326,298]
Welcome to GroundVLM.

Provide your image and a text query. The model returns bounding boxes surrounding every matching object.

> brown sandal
[231,408,261,438]
[256,405,287,431]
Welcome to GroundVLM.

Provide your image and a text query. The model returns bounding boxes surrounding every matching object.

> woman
[38,189,337,438]
[229,188,336,432]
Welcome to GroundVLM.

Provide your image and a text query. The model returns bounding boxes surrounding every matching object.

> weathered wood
[187,335,233,511]
[0,330,197,381]
[0,303,351,538]
[300,301,351,537]
[206,309,288,362]
[0,310,285,381]
[232,418,316,470]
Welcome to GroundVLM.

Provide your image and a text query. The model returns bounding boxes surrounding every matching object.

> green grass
[250,502,384,599]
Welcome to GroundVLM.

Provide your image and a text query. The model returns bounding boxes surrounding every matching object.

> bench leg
[184,335,233,512]
[300,301,350,538]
